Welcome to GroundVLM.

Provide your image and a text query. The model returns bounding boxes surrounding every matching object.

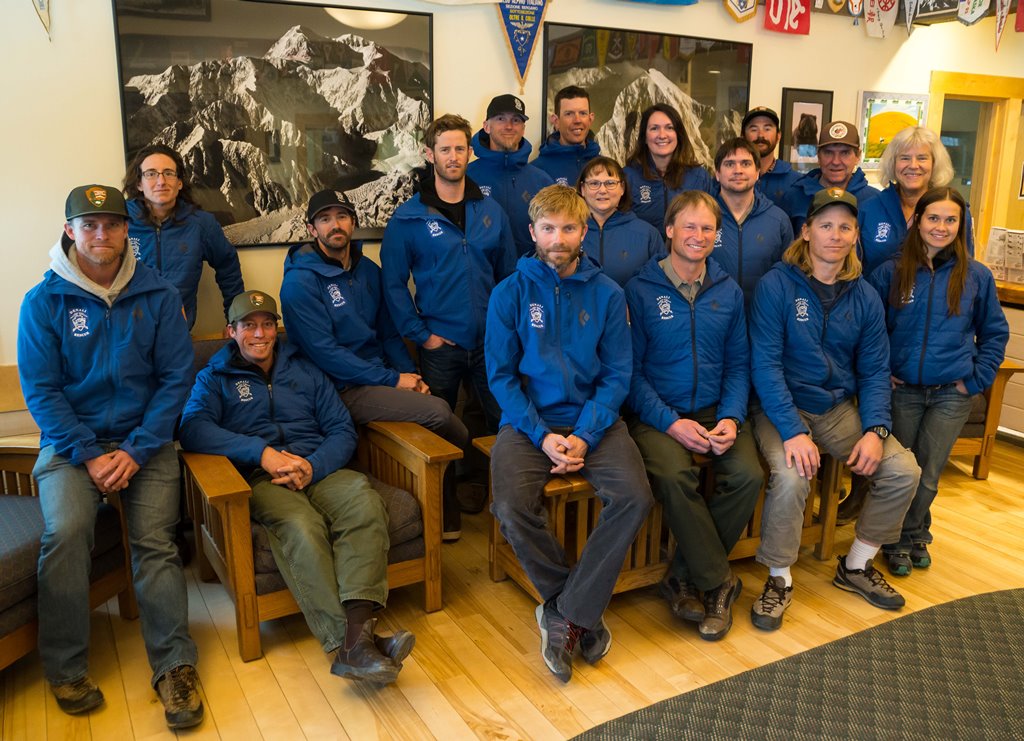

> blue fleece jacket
[280,241,413,390]
[179,340,356,484]
[127,199,244,329]
[714,191,794,308]
[779,168,881,233]
[582,210,666,288]
[467,131,554,258]
[750,262,891,441]
[18,259,194,467]
[623,159,715,236]
[857,183,976,277]
[626,256,749,432]
[486,254,631,451]
[867,256,1007,394]
[755,159,801,209]
[533,133,601,186]
[381,189,515,349]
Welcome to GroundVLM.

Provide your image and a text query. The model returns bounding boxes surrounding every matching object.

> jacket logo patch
[795,297,810,322]
[480,185,492,197]
[714,229,723,248]
[129,236,141,259]
[482,214,492,229]
[426,220,444,238]
[656,295,674,320]
[875,222,892,241]
[529,302,545,329]
[555,177,569,186]
[235,380,253,403]
[578,309,590,326]
[69,308,90,338]
[327,283,346,308]
[638,185,652,204]
[903,286,915,305]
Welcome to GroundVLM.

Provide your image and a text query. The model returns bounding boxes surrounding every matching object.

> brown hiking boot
[331,619,401,684]
[156,665,204,729]
[50,676,104,715]
[660,575,704,622]
[698,575,743,641]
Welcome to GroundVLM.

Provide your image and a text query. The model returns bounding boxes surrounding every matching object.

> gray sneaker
[50,676,104,715]
[750,576,793,631]
[698,575,742,642]
[579,616,612,664]
[833,556,905,610]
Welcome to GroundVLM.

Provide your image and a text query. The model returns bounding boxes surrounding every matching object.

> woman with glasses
[123,144,244,330]
[576,157,664,287]
[858,126,974,277]
[624,104,713,236]
[867,187,1007,577]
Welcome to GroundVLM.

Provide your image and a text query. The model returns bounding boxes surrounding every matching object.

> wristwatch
[867,425,890,440]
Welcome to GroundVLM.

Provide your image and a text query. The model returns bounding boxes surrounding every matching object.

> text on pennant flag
[497,0,550,90]
[765,0,812,33]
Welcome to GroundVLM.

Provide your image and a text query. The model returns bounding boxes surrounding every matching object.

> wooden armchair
[951,360,1023,479]
[182,421,460,662]
[0,445,137,672]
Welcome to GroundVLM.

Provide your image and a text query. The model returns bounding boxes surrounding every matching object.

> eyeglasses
[583,179,621,191]
[141,169,179,181]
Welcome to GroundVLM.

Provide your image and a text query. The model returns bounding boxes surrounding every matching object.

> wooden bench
[474,435,840,603]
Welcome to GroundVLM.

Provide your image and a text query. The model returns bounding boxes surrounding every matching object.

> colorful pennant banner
[765,0,812,34]
[497,0,550,93]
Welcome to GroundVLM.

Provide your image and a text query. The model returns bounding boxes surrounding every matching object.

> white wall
[3,0,1023,362]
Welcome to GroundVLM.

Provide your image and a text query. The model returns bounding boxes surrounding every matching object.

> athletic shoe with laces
[579,616,612,664]
[156,665,204,729]
[884,550,913,577]
[833,556,905,610]
[750,575,793,631]
[698,575,742,642]
[535,600,583,682]
[659,575,704,622]
[50,676,104,715]
[910,542,931,569]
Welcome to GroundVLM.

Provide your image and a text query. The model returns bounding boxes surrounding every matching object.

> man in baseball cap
[742,107,799,208]
[780,119,880,232]
[19,185,203,727]
[468,94,554,257]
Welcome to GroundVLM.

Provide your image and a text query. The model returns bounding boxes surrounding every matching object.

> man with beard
[280,188,470,540]
[534,85,601,187]
[486,184,653,683]
[382,113,515,539]
[743,107,800,209]
[467,94,554,257]
[712,138,794,308]
[780,121,881,232]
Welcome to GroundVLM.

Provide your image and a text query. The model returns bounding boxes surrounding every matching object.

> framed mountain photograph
[112,0,433,244]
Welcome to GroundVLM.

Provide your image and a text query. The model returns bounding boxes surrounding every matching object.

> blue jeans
[489,421,654,629]
[885,384,974,551]
[34,443,197,687]
[752,400,920,568]
[418,342,501,434]
[249,468,389,653]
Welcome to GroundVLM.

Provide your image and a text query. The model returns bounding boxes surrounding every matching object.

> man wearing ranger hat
[780,120,881,232]
[742,106,800,208]
[180,289,415,685]
[17,185,203,728]
[467,93,554,257]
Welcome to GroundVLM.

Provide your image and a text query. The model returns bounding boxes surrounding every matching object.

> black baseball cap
[742,107,780,130]
[807,187,858,220]
[486,94,529,121]
[65,185,128,220]
[306,189,357,223]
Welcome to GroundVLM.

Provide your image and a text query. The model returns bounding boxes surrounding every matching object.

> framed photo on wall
[779,88,834,170]
[541,23,752,172]
[112,0,433,245]
[859,91,930,169]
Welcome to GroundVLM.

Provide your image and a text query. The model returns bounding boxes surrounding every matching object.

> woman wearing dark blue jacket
[867,187,1008,576]
[858,127,973,277]
[623,104,714,236]
[123,144,244,330]
[577,156,665,287]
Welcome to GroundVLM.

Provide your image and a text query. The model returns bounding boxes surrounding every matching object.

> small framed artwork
[859,91,930,169]
[780,88,834,169]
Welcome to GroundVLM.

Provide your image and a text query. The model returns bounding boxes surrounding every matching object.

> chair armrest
[180,451,252,504]
[365,421,462,465]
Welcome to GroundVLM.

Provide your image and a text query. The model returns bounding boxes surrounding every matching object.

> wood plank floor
[3,443,1023,740]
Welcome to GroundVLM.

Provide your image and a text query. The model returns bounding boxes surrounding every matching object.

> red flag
[764,0,811,34]
[1016,0,1024,31]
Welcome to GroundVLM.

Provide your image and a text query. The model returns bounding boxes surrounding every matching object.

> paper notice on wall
[958,0,991,25]
[33,0,50,38]
[764,0,811,34]
[865,0,899,37]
